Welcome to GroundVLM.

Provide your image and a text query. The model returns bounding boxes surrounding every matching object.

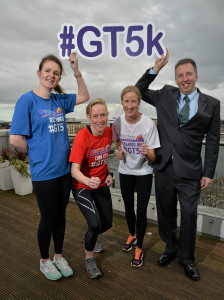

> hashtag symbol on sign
[48,124,55,133]
[59,25,75,57]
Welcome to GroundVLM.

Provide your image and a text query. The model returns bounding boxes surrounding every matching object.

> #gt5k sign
[57,23,166,60]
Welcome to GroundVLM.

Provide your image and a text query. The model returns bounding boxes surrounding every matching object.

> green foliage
[7,147,27,161]
[9,158,31,179]
[0,147,10,162]
[0,146,30,178]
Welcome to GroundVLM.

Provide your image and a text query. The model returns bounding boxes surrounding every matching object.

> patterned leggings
[72,185,112,251]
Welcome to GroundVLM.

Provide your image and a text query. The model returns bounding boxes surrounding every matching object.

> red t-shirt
[69,126,112,189]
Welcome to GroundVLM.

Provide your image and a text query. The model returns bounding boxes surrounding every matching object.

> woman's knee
[89,220,101,233]
[136,208,147,219]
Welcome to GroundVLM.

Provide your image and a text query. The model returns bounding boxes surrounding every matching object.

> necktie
[179,95,190,127]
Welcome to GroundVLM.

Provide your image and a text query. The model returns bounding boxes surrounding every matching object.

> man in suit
[135,49,220,281]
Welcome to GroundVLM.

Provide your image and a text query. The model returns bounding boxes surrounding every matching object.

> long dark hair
[38,54,65,94]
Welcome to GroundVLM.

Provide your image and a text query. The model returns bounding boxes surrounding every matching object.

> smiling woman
[37,61,61,93]
[86,98,109,136]
[9,52,90,281]
[112,85,160,268]
[69,98,113,279]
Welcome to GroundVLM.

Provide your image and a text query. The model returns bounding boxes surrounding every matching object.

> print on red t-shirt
[69,126,112,189]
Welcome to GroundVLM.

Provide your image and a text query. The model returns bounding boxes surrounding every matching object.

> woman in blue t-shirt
[10,52,90,281]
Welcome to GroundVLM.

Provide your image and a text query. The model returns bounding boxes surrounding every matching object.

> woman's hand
[105,174,113,187]
[140,143,149,155]
[69,51,90,105]
[116,149,125,161]
[88,177,101,189]
[140,143,156,163]
[69,52,79,74]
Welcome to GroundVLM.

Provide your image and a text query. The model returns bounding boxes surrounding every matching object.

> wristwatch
[107,172,114,177]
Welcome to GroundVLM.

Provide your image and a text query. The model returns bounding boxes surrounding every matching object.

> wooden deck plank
[0,189,224,300]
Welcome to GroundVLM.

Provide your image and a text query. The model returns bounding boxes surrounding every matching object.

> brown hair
[175,58,197,75]
[86,98,107,115]
[120,85,141,102]
[38,54,65,94]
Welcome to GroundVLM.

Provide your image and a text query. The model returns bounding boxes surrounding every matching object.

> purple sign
[57,23,166,60]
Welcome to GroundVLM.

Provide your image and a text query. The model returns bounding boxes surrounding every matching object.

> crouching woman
[69,98,113,278]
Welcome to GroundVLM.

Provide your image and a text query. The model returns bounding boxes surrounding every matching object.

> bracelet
[74,72,82,78]
[107,172,114,177]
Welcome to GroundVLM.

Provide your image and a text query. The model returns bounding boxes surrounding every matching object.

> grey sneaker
[53,256,73,277]
[84,257,102,278]
[82,239,104,253]
[40,259,62,280]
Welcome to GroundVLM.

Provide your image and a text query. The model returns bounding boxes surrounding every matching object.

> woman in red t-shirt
[69,98,113,279]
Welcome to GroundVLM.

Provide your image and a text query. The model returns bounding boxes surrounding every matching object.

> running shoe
[131,246,144,267]
[40,259,62,280]
[53,256,73,277]
[82,239,104,253]
[84,257,102,279]
[122,234,137,251]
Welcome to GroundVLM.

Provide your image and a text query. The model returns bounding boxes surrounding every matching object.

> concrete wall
[109,188,224,241]
[0,129,10,148]
[1,129,223,241]
[70,188,224,241]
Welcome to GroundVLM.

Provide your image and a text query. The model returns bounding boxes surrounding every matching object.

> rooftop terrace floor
[0,189,224,300]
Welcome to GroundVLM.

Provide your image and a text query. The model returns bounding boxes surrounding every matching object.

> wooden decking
[0,189,224,300]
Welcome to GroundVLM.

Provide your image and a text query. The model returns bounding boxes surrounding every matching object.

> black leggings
[119,173,153,248]
[32,173,72,259]
[72,186,112,252]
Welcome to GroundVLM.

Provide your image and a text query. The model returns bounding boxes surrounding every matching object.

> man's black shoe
[157,253,176,266]
[180,262,200,281]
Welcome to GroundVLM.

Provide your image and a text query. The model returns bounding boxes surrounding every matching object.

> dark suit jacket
[136,70,220,180]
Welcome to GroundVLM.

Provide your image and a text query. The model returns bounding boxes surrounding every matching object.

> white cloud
[1,0,224,121]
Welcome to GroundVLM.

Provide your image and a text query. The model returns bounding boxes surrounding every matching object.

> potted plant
[8,147,33,196]
[0,146,14,191]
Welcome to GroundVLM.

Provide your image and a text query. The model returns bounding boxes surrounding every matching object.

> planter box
[0,161,14,190]
[10,165,33,196]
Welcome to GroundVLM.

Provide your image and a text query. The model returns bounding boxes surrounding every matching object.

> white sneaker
[40,259,62,280]
[53,256,73,277]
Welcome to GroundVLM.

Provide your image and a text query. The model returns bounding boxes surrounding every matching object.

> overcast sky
[1,0,224,122]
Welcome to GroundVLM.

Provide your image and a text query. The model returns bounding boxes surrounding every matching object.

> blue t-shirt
[10,91,76,181]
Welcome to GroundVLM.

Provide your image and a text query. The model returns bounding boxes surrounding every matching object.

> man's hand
[201,177,212,189]
[153,48,169,73]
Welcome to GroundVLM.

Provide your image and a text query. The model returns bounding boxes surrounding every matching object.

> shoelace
[57,258,68,267]
[126,234,135,244]
[87,258,97,271]
[44,261,57,272]
[134,247,142,260]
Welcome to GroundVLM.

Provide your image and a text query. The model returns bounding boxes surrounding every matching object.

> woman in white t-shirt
[112,85,160,267]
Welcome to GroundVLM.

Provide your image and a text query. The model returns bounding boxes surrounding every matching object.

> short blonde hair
[120,85,141,102]
[86,98,107,115]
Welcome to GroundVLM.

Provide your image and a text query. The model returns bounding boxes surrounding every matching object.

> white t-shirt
[112,114,160,175]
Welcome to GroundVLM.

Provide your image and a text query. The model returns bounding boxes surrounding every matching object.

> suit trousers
[154,161,201,264]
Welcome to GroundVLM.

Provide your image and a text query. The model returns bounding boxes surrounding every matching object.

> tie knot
[184,95,190,102]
